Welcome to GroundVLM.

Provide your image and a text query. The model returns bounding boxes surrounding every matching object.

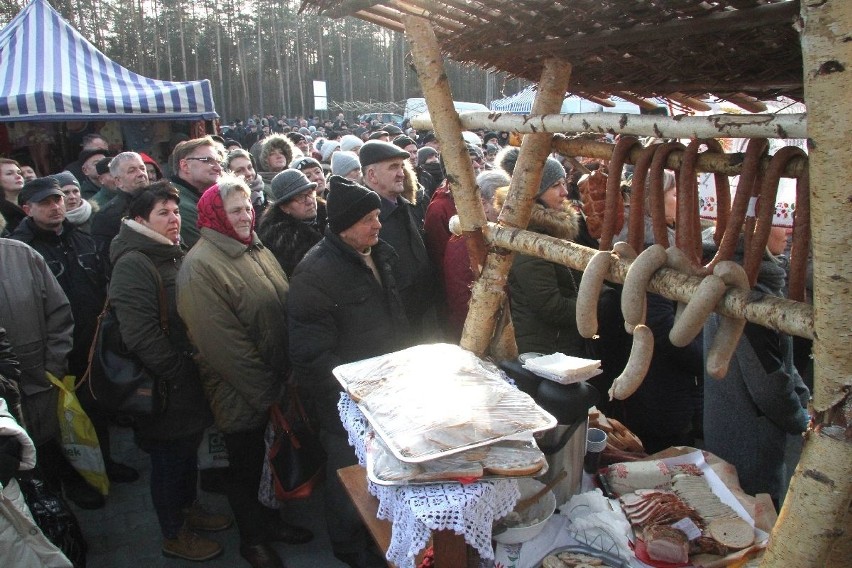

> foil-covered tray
[365,430,548,486]
[334,344,557,463]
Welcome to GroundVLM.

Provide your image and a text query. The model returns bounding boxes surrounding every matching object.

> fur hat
[20,177,63,204]
[326,175,381,233]
[416,146,439,166]
[359,140,410,168]
[538,157,566,196]
[339,134,363,153]
[50,171,80,189]
[270,169,317,204]
[331,151,361,177]
[258,134,296,171]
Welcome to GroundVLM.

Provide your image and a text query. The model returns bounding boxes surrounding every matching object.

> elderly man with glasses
[170,136,224,248]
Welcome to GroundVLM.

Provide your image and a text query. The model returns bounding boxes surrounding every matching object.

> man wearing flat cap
[360,140,439,341]
[256,169,327,277]
[287,175,411,568]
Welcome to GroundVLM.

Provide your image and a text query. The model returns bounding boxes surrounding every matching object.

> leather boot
[183,500,233,532]
[264,520,313,545]
[239,543,286,568]
[162,527,223,561]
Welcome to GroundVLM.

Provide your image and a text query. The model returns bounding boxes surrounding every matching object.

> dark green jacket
[509,203,585,356]
[109,220,212,441]
[169,176,204,249]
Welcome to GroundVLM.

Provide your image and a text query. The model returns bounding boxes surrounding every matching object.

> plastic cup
[584,427,607,474]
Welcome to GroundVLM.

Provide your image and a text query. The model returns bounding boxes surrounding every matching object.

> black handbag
[84,253,169,416]
[268,386,326,500]
[18,477,88,568]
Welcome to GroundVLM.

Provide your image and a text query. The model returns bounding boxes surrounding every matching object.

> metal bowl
[493,478,556,545]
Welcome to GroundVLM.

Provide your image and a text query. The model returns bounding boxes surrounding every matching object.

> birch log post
[762,1,852,566]
[409,111,807,140]
[461,58,572,356]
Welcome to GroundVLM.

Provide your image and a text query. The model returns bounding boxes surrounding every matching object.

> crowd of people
[0,116,810,568]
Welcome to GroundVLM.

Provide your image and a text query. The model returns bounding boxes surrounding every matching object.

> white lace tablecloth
[339,394,521,568]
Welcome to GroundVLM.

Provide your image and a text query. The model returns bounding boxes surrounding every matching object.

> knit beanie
[270,169,317,204]
[326,175,381,233]
[50,171,80,189]
[320,140,340,163]
[496,146,520,175]
[339,134,363,153]
[416,146,439,166]
[331,151,361,177]
[538,157,567,196]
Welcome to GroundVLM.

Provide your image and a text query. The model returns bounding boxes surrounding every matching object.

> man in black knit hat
[287,175,412,568]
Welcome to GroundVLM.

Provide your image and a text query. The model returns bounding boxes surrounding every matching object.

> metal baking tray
[365,434,549,486]
[534,544,631,568]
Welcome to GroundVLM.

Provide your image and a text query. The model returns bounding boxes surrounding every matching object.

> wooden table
[337,465,480,568]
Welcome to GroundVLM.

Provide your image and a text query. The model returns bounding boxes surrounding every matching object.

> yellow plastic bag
[47,372,109,496]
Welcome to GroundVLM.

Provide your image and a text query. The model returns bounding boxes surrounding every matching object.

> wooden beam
[388,1,466,32]
[613,91,662,112]
[354,9,406,32]
[326,0,385,18]
[720,93,769,113]
[410,110,807,139]
[458,1,800,62]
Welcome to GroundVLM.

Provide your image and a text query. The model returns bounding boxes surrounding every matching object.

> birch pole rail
[483,224,814,339]
[410,110,807,140]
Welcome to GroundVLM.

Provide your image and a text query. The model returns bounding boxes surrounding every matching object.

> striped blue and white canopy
[0,0,217,122]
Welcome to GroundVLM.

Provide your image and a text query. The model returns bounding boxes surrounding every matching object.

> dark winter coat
[108,220,212,442]
[170,175,206,249]
[176,228,290,433]
[288,231,412,430]
[256,200,327,277]
[376,194,437,340]
[703,258,809,502]
[90,190,135,264]
[509,203,585,356]
[11,219,106,378]
[0,199,26,235]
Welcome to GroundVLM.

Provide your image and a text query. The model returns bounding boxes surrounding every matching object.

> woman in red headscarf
[177,173,312,568]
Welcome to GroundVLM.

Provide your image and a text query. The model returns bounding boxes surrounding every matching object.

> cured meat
[644,525,690,564]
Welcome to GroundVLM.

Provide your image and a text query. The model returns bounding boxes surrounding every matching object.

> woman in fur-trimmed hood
[253,134,297,183]
[506,157,586,356]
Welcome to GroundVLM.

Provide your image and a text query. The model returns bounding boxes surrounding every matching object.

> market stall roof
[0,0,218,122]
[299,0,802,111]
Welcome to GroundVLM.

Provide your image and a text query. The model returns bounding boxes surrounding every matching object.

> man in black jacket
[90,152,149,262]
[360,140,439,341]
[13,178,139,489]
[287,176,411,568]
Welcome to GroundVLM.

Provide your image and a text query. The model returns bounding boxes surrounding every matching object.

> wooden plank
[338,465,394,565]
[433,529,479,568]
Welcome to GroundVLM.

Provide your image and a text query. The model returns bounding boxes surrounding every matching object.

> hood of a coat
[402,161,419,206]
[110,219,184,265]
[528,202,580,241]
[258,134,296,172]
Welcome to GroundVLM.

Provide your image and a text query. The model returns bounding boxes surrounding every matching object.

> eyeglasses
[184,156,220,165]
[291,191,317,204]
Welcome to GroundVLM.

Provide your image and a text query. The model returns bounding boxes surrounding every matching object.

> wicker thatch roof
[299,0,803,111]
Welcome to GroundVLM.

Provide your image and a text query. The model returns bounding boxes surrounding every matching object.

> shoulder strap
[111,249,169,335]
